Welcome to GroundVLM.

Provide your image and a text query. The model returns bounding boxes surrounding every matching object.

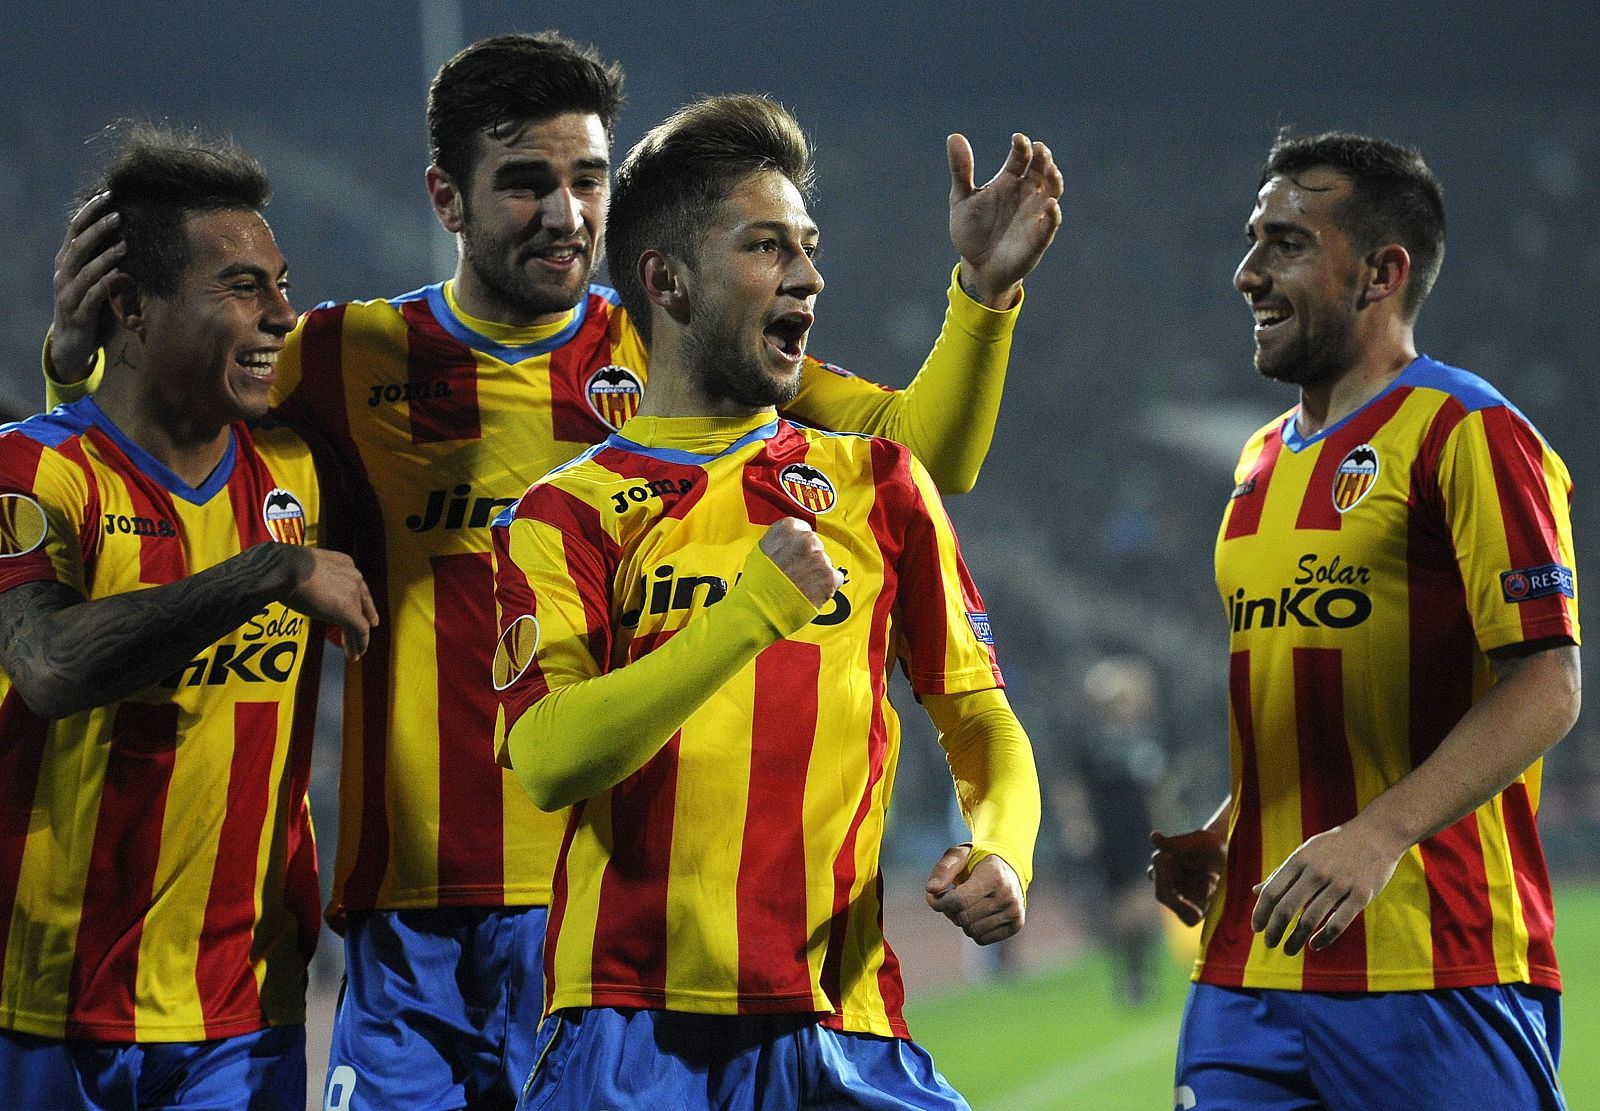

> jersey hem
[1194,961,1562,993]
[0,1006,302,1043]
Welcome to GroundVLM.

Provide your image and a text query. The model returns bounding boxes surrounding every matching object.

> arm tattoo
[0,543,298,718]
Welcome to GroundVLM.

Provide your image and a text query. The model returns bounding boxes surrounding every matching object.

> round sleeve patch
[0,493,50,558]
[492,614,541,691]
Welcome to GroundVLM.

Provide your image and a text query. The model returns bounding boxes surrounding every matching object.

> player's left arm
[1253,639,1578,956]
[785,134,1062,494]
[1254,404,1581,956]
[922,687,1041,945]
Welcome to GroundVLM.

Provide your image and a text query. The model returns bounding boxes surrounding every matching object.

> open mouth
[1252,303,1292,339]
[238,350,280,381]
[764,311,813,362]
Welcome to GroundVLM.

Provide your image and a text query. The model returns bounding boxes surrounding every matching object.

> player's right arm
[42,192,120,402]
[0,544,375,720]
[493,512,837,811]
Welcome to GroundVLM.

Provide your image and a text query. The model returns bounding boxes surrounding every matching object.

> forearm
[925,687,1041,890]
[0,544,304,718]
[877,270,1019,494]
[504,548,818,811]
[1349,644,1580,852]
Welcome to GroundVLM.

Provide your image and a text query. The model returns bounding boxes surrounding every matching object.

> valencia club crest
[1332,444,1379,513]
[586,365,643,431]
[779,464,837,514]
[263,487,307,545]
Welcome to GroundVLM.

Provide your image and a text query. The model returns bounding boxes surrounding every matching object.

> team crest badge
[779,464,837,514]
[1332,444,1379,513]
[0,493,49,558]
[586,365,643,431]
[492,614,541,690]
[263,488,307,545]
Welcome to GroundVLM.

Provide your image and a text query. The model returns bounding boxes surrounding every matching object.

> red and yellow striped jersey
[0,398,323,1041]
[1203,356,1578,992]
[492,414,1003,1037]
[274,279,1008,918]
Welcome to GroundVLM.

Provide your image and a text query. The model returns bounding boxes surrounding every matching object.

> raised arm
[0,543,376,719]
[786,134,1062,493]
[43,191,121,399]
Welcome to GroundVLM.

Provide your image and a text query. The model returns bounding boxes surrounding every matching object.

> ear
[106,273,146,337]
[1360,243,1411,309]
[425,164,465,234]
[640,250,690,320]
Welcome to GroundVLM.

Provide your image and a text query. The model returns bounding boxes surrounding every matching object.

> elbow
[931,464,978,496]
[517,769,582,814]
[11,676,87,721]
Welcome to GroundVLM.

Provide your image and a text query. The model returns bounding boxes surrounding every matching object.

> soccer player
[1150,131,1580,1109]
[44,34,1061,1109]
[492,91,1040,1110]
[0,125,376,1109]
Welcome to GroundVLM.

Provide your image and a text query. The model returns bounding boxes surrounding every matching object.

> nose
[785,250,824,299]
[1234,243,1264,295]
[541,187,582,236]
[263,284,297,336]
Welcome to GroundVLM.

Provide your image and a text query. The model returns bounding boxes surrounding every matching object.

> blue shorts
[520,1007,970,1110]
[0,1023,304,1110]
[1175,981,1565,1110]
[322,905,546,1111]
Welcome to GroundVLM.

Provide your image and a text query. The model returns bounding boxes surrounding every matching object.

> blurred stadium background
[4,3,1596,1107]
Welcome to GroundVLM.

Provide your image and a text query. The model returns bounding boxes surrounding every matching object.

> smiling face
[449,111,610,326]
[1234,167,1368,390]
[138,208,295,428]
[679,169,824,413]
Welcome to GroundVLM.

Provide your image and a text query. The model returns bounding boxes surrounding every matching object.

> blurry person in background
[1050,654,1170,1005]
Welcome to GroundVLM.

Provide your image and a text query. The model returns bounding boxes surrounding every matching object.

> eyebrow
[493,156,610,177]
[215,262,288,282]
[742,218,820,240]
[1246,218,1312,241]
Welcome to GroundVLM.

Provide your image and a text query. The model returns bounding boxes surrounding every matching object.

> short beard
[683,294,800,410]
[1256,297,1359,390]
[458,210,598,320]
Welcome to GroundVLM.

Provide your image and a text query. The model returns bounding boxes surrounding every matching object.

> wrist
[956,263,1021,310]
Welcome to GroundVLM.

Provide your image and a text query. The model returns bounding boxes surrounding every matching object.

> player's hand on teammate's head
[49,190,125,385]
[281,547,380,658]
[946,131,1064,309]
[925,844,1026,945]
[1148,828,1227,927]
[759,517,843,608]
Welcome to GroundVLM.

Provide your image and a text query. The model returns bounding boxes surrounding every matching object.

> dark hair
[428,31,624,188]
[607,94,814,342]
[83,121,270,300]
[1262,129,1446,319]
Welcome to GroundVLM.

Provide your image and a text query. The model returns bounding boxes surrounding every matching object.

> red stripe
[67,702,180,1037]
[1291,648,1367,987]
[0,694,49,976]
[594,445,707,523]
[1293,388,1410,531]
[1200,652,1263,984]
[1499,782,1560,989]
[1222,428,1283,540]
[282,631,325,962]
[399,299,483,443]
[289,306,395,919]
[737,640,820,1002]
[1405,417,1497,982]
[1482,407,1572,641]
[432,552,505,897]
[86,427,186,584]
[588,728,679,1001]
[194,701,275,1035]
[550,293,622,443]
[543,801,581,1012]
